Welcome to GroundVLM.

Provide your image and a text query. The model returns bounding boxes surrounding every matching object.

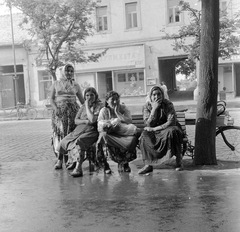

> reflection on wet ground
[1,160,240,232]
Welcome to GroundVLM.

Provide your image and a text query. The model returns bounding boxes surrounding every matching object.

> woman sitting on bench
[138,85,184,174]
[54,87,103,177]
[96,91,140,173]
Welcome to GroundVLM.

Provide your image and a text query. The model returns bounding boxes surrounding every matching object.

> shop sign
[77,45,145,70]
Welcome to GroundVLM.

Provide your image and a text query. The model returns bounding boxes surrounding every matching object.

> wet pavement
[1,109,240,232]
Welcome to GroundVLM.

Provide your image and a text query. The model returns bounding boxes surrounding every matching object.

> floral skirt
[51,100,79,162]
[96,132,138,167]
[51,100,80,140]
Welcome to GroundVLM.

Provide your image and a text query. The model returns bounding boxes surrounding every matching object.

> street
[0,110,240,232]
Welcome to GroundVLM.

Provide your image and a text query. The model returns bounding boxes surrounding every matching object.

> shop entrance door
[97,71,112,100]
[0,75,15,108]
[236,64,240,97]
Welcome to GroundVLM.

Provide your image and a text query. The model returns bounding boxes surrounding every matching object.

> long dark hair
[83,87,99,101]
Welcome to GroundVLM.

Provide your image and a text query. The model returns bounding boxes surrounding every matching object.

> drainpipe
[25,46,31,105]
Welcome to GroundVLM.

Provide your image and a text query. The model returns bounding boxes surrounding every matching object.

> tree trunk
[49,67,57,81]
[194,0,219,165]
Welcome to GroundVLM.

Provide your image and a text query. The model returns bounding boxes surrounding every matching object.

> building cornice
[82,36,165,50]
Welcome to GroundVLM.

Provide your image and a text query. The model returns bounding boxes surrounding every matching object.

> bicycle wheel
[43,108,52,119]
[216,126,240,157]
[27,108,37,120]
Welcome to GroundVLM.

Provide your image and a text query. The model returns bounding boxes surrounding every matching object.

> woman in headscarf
[50,64,84,165]
[54,87,104,177]
[96,91,140,174]
[138,85,184,174]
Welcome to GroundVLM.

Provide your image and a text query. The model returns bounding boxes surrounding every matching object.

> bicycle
[2,102,38,120]
[184,101,240,158]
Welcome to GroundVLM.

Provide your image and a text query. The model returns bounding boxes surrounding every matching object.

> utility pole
[9,3,19,105]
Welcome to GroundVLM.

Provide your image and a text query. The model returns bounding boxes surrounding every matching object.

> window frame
[96,6,109,32]
[166,0,183,25]
[124,0,142,31]
[38,70,53,101]
[114,69,145,96]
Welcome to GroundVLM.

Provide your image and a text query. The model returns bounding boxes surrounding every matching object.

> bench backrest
[132,112,186,134]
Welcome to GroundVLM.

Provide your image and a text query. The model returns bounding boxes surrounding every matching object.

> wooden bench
[131,112,189,158]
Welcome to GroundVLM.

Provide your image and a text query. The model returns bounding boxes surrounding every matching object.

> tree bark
[194,0,219,165]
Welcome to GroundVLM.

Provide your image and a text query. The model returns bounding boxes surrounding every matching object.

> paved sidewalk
[1,119,240,231]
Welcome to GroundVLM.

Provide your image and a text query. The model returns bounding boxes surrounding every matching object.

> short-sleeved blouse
[76,101,104,121]
[53,80,79,102]
[98,104,132,122]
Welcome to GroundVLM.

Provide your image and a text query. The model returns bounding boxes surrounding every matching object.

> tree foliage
[6,0,105,80]
[162,1,240,76]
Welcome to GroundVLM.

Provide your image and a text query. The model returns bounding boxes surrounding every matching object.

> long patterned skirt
[51,100,79,161]
[96,132,138,168]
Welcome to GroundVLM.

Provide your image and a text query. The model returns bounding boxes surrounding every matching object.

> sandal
[104,162,112,174]
[138,165,153,174]
[70,168,83,178]
[66,162,76,170]
[54,160,63,170]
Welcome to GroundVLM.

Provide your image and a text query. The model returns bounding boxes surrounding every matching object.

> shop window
[38,71,52,101]
[139,72,144,81]
[220,1,227,16]
[118,73,126,82]
[128,73,137,82]
[125,2,138,29]
[167,0,181,24]
[114,69,145,96]
[2,65,23,73]
[223,66,232,73]
[96,6,108,32]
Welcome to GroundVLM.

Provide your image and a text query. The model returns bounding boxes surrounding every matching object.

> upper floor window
[168,0,181,24]
[38,71,52,101]
[96,6,108,32]
[125,2,138,29]
[220,1,227,16]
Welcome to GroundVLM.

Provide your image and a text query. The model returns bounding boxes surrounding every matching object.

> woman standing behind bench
[138,86,184,174]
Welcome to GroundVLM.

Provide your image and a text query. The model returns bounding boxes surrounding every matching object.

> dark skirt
[59,124,99,162]
[96,132,138,166]
[139,125,183,162]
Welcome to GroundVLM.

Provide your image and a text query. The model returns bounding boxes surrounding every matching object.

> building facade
[0,0,239,108]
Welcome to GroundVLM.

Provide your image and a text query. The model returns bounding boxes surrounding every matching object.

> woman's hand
[111,118,121,127]
[151,99,161,111]
[144,126,155,132]
[85,98,90,108]
[114,105,119,114]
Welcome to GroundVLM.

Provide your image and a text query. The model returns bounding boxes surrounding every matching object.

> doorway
[97,71,112,100]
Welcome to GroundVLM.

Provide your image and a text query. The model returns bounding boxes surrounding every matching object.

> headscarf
[59,64,75,82]
[105,91,120,107]
[146,85,165,103]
